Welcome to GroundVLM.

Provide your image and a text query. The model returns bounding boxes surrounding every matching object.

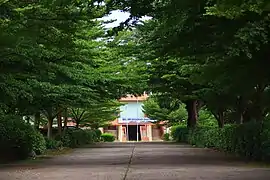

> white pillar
[148,125,152,141]
[119,125,122,142]
[136,122,139,142]
[126,123,129,141]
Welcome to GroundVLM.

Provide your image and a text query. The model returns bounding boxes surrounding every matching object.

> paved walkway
[0,142,270,180]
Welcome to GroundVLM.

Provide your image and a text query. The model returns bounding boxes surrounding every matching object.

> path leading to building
[1,142,270,180]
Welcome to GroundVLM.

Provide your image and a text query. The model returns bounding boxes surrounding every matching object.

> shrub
[0,114,46,161]
[45,138,63,149]
[101,133,115,142]
[261,122,270,161]
[61,129,96,148]
[170,125,189,142]
[92,129,102,142]
[60,131,72,147]
[179,122,270,161]
[31,130,46,155]
[163,133,170,141]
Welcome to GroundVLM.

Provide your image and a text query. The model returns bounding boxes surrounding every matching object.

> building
[101,93,165,142]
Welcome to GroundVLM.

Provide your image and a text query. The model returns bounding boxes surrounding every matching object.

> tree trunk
[34,112,41,130]
[76,121,79,128]
[44,107,54,139]
[196,100,205,114]
[63,108,68,134]
[211,109,224,128]
[57,110,62,135]
[47,117,53,139]
[236,113,243,124]
[217,110,224,128]
[185,100,198,128]
[254,85,264,122]
[236,96,244,124]
[243,109,251,123]
[254,106,263,122]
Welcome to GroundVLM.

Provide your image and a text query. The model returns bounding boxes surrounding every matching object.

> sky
[101,10,151,28]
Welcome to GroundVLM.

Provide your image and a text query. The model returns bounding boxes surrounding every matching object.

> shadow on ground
[1,142,270,180]
[0,143,252,169]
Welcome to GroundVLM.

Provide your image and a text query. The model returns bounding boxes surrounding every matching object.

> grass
[243,161,270,168]
[40,147,74,157]
[245,163,270,168]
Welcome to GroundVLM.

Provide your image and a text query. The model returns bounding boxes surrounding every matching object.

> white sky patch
[101,10,152,28]
[102,10,130,28]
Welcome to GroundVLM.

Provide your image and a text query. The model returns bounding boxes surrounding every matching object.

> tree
[105,0,270,127]
[143,95,187,126]
[1,0,145,139]
[70,100,121,128]
[205,0,270,18]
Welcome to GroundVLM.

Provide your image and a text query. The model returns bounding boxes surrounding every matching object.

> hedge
[0,115,46,161]
[45,138,63,150]
[0,114,101,162]
[0,112,102,163]
[163,133,170,141]
[101,133,115,142]
[60,128,99,148]
[171,125,189,143]
[92,129,102,142]
[172,122,270,161]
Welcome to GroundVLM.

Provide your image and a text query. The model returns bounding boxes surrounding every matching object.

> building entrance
[128,125,141,141]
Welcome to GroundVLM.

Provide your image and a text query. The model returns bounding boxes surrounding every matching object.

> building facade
[101,93,165,142]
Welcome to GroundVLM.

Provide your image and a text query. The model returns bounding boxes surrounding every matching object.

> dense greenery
[1,0,270,162]
[0,0,145,140]
[60,129,100,148]
[107,0,270,129]
[70,100,121,128]
[170,125,189,143]
[172,122,270,161]
[0,114,46,161]
[0,0,147,162]
[113,0,270,161]
[163,133,170,141]
[93,129,102,142]
[143,96,187,126]
[0,113,100,162]
[101,133,116,142]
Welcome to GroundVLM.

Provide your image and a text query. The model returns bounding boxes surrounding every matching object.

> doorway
[128,125,141,141]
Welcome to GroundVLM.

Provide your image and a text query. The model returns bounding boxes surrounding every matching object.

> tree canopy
[0,0,148,138]
[106,0,270,128]
[1,0,270,136]
[143,95,187,126]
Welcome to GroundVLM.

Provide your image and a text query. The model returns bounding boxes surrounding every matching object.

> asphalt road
[0,142,270,180]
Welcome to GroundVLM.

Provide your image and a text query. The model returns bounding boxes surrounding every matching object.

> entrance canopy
[119,117,156,123]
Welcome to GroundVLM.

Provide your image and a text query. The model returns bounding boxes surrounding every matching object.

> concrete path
[0,142,270,180]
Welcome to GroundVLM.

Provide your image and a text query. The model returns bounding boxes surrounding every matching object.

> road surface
[0,142,270,180]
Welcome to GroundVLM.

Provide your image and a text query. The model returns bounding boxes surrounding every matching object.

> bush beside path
[0,114,102,164]
[171,121,270,162]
